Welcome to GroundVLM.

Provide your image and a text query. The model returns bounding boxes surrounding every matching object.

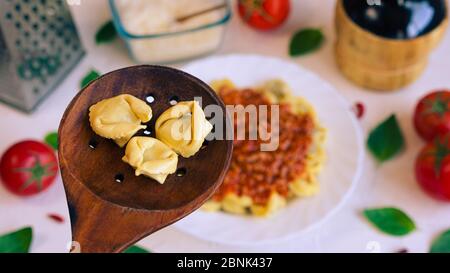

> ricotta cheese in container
[109,0,231,63]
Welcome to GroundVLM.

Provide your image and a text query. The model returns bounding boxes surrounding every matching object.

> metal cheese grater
[0,0,84,112]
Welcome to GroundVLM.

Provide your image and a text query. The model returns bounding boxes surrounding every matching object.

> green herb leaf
[367,114,405,162]
[363,207,416,236]
[289,28,324,57]
[44,132,58,150]
[430,229,450,253]
[95,20,117,44]
[0,227,33,253]
[123,245,151,253]
[80,69,100,89]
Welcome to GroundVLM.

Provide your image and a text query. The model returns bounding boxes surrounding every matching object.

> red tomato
[414,90,450,141]
[415,136,450,201]
[0,140,58,196]
[238,0,290,30]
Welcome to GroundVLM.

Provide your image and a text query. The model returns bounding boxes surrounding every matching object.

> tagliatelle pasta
[203,79,327,217]
[89,94,152,147]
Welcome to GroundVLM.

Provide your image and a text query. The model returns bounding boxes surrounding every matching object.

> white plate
[175,54,364,246]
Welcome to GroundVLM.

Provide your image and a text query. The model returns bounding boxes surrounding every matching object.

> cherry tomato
[415,136,450,201]
[238,0,290,30]
[414,90,450,141]
[0,140,58,196]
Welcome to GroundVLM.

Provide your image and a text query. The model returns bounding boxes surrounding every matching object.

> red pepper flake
[353,102,365,119]
[48,213,64,223]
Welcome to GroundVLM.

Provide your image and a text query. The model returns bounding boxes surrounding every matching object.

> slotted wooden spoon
[58,65,232,253]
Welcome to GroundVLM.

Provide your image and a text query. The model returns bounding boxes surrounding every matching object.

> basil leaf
[80,69,100,89]
[430,229,450,253]
[289,28,324,57]
[95,20,117,44]
[123,245,151,253]
[44,132,58,150]
[367,114,405,162]
[0,227,33,253]
[363,207,416,236]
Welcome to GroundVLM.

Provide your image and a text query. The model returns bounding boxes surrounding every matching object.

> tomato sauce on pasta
[213,87,315,206]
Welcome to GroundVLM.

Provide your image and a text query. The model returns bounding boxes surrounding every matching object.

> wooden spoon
[58,65,232,253]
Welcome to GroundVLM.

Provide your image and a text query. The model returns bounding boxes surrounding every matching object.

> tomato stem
[239,0,275,23]
[14,154,56,192]
[431,137,450,177]
[422,93,450,118]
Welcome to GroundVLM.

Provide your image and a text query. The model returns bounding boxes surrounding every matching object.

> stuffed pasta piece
[122,137,178,184]
[155,101,212,158]
[89,94,152,147]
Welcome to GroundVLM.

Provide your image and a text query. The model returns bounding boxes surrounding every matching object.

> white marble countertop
[1,0,450,253]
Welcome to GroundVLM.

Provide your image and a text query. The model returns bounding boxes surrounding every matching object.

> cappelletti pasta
[203,79,327,217]
[155,100,213,158]
[89,94,152,147]
[88,95,212,184]
[122,136,178,184]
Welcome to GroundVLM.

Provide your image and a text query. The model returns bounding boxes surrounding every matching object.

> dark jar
[343,0,447,39]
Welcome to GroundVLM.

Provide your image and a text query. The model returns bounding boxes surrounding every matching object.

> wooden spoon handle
[69,202,133,253]
[63,170,164,253]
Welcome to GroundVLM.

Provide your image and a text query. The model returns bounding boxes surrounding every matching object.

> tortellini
[122,137,178,184]
[89,94,152,147]
[89,95,211,184]
[155,101,212,158]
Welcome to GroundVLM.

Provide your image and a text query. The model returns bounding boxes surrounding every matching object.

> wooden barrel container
[335,0,448,91]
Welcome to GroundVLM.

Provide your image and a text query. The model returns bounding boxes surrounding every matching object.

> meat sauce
[213,87,314,205]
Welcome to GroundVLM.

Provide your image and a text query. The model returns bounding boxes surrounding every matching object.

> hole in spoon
[176,168,187,177]
[88,139,98,149]
[114,174,124,183]
[145,94,155,104]
[169,96,179,106]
